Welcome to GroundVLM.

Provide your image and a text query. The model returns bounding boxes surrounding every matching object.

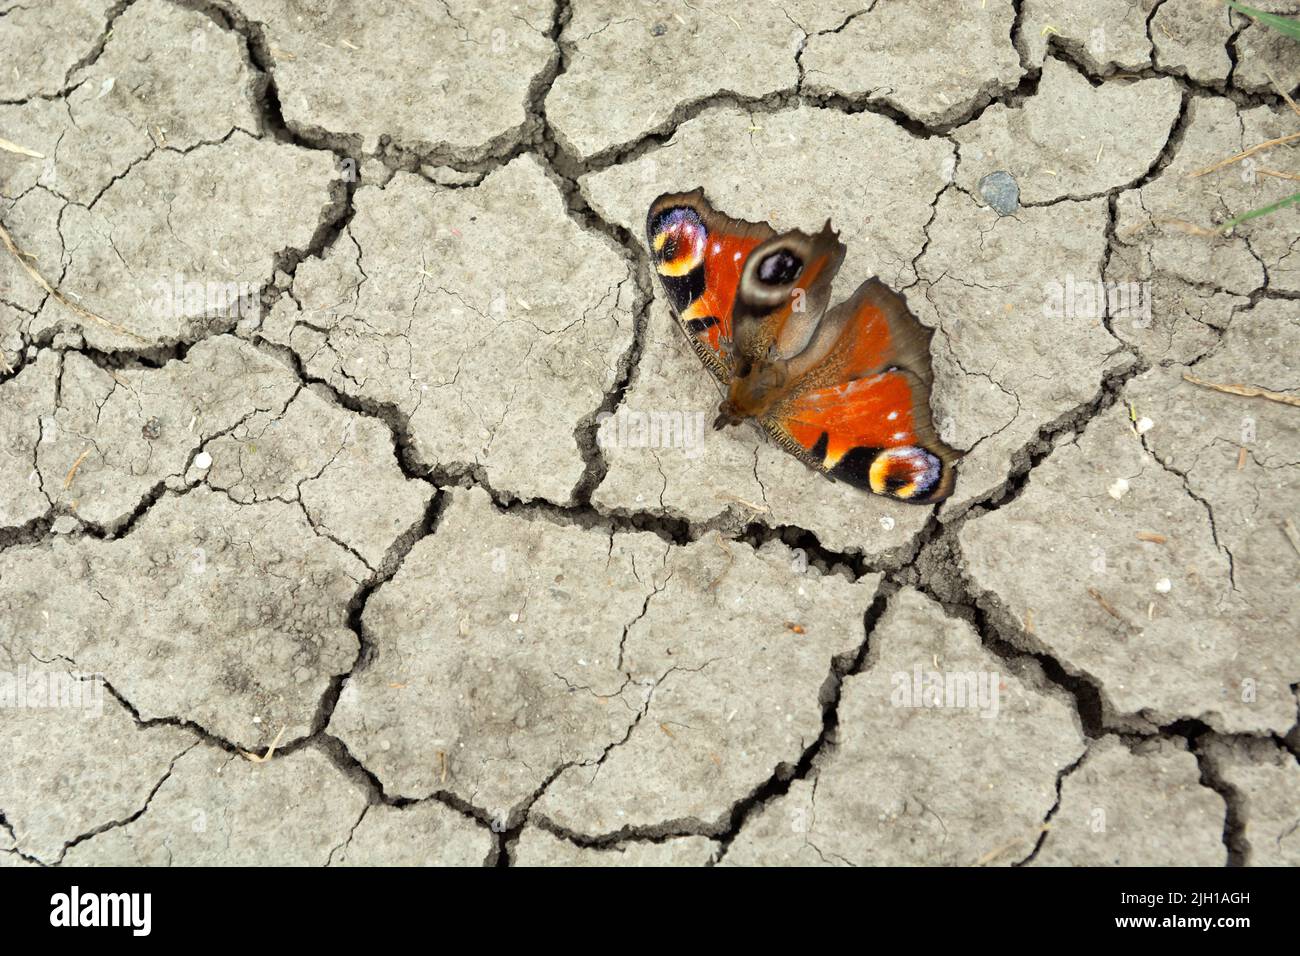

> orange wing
[729,223,845,367]
[648,192,959,504]
[646,190,774,381]
[764,279,959,503]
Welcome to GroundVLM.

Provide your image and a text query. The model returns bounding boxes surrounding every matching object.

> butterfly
[646,189,959,504]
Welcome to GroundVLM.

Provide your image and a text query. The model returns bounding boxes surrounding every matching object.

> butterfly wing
[648,192,958,503]
[729,223,845,368]
[762,278,959,503]
[646,189,775,382]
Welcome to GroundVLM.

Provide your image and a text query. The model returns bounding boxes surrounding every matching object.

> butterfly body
[646,189,959,504]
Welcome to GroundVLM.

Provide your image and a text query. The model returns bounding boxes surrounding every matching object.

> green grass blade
[1222,190,1300,232]
[1223,1,1300,41]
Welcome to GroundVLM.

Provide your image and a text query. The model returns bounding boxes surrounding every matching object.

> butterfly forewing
[730,224,844,367]
[646,190,775,380]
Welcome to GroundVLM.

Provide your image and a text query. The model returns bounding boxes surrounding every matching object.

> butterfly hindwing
[731,224,845,367]
[764,279,958,503]
[646,189,775,381]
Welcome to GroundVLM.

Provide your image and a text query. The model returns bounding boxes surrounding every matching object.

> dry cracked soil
[0,0,1298,868]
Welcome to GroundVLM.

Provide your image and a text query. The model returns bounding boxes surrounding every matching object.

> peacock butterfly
[646,189,959,504]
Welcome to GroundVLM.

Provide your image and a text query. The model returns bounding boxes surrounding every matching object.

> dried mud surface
[0,0,1296,866]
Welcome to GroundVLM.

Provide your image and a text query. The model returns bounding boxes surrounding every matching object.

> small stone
[52,515,80,535]
[141,416,162,440]
[651,23,667,37]
[1155,578,1172,593]
[879,515,896,532]
[977,171,1020,216]
[193,451,213,470]
[1135,417,1154,435]
[1107,477,1130,500]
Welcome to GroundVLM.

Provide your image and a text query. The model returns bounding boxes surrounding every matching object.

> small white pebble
[879,515,896,532]
[1155,578,1172,593]
[1136,417,1154,435]
[194,451,213,470]
[1107,477,1130,500]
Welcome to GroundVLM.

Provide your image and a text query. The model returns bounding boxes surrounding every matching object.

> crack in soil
[4,0,1291,866]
